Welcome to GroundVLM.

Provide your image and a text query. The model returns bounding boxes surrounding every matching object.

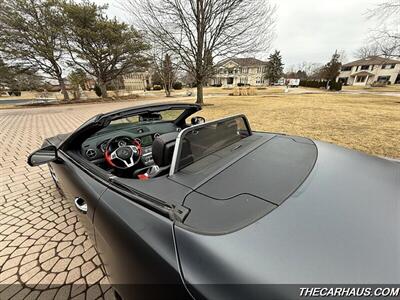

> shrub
[299,80,327,89]
[8,90,21,96]
[329,81,342,91]
[299,80,342,91]
[94,84,102,97]
[172,82,183,90]
[145,85,151,91]
[153,85,162,90]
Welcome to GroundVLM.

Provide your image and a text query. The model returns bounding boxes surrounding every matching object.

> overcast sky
[101,0,383,70]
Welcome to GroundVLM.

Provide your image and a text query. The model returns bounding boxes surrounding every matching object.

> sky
[100,0,384,70]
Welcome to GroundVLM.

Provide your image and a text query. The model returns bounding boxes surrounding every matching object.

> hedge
[299,80,342,91]
[172,82,183,90]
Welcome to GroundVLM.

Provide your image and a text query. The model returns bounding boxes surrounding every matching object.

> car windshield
[94,108,186,136]
[174,115,251,172]
[111,109,186,125]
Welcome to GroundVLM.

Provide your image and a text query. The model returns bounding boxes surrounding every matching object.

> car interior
[80,108,249,180]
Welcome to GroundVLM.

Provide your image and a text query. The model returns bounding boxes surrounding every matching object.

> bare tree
[366,0,400,57]
[295,62,323,78]
[126,0,276,105]
[367,0,400,19]
[354,44,381,59]
[151,46,178,97]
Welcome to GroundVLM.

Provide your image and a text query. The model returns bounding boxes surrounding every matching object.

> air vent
[86,149,97,159]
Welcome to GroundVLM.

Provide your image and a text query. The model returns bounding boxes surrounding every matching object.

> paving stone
[52,271,68,285]
[54,285,71,300]
[81,261,96,276]
[1,255,23,271]
[0,284,23,300]
[0,102,156,297]
[10,287,31,300]
[0,267,18,282]
[66,267,81,284]
[68,256,84,271]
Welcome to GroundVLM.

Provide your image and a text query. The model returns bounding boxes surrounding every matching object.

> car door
[28,144,107,242]
[49,151,107,242]
[93,187,190,300]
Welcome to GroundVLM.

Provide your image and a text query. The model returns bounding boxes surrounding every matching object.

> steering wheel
[104,136,142,170]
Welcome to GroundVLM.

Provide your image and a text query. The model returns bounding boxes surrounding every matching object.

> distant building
[108,70,152,91]
[337,56,400,86]
[122,71,152,91]
[210,58,268,87]
[84,78,96,90]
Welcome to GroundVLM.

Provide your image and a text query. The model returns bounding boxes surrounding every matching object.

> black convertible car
[28,103,399,299]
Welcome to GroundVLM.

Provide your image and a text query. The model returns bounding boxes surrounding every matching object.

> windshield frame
[169,114,252,176]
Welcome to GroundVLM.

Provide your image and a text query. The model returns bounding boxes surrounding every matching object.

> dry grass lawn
[190,92,400,159]
[343,85,400,93]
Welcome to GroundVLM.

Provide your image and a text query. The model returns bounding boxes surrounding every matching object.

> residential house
[337,56,400,86]
[122,71,152,91]
[210,58,268,87]
[108,70,152,91]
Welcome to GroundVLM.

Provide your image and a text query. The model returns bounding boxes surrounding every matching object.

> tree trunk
[100,81,108,98]
[58,75,69,101]
[196,82,204,105]
[164,79,171,97]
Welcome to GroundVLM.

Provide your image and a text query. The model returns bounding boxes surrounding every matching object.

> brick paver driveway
[0,99,169,299]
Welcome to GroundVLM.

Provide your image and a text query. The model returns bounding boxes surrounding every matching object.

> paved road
[0,99,169,299]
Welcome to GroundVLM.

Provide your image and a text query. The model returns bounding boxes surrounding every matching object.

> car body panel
[50,151,107,242]
[94,188,190,299]
[27,103,400,300]
[174,140,400,299]
[193,135,317,205]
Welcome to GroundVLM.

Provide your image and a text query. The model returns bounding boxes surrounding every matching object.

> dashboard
[81,122,181,167]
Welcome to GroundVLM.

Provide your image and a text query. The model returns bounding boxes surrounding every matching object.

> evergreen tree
[68,68,87,100]
[319,51,342,81]
[265,50,284,85]
[161,54,175,97]
[63,1,149,98]
[0,0,69,100]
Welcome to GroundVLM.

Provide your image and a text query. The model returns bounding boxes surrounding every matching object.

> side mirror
[191,116,206,125]
[27,145,58,167]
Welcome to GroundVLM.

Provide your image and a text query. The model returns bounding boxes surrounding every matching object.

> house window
[382,64,395,69]
[356,76,367,83]
[360,65,369,70]
[377,76,391,82]
[341,66,352,71]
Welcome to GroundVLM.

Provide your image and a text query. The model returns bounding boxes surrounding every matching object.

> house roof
[342,56,400,67]
[350,70,375,77]
[217,57,268,67]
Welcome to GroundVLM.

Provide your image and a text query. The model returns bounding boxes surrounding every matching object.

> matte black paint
[28,103,400,300]
[94,188,191,299]
[174,141,400,299]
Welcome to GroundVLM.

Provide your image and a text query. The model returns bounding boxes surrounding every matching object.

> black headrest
[152,132,179,167]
